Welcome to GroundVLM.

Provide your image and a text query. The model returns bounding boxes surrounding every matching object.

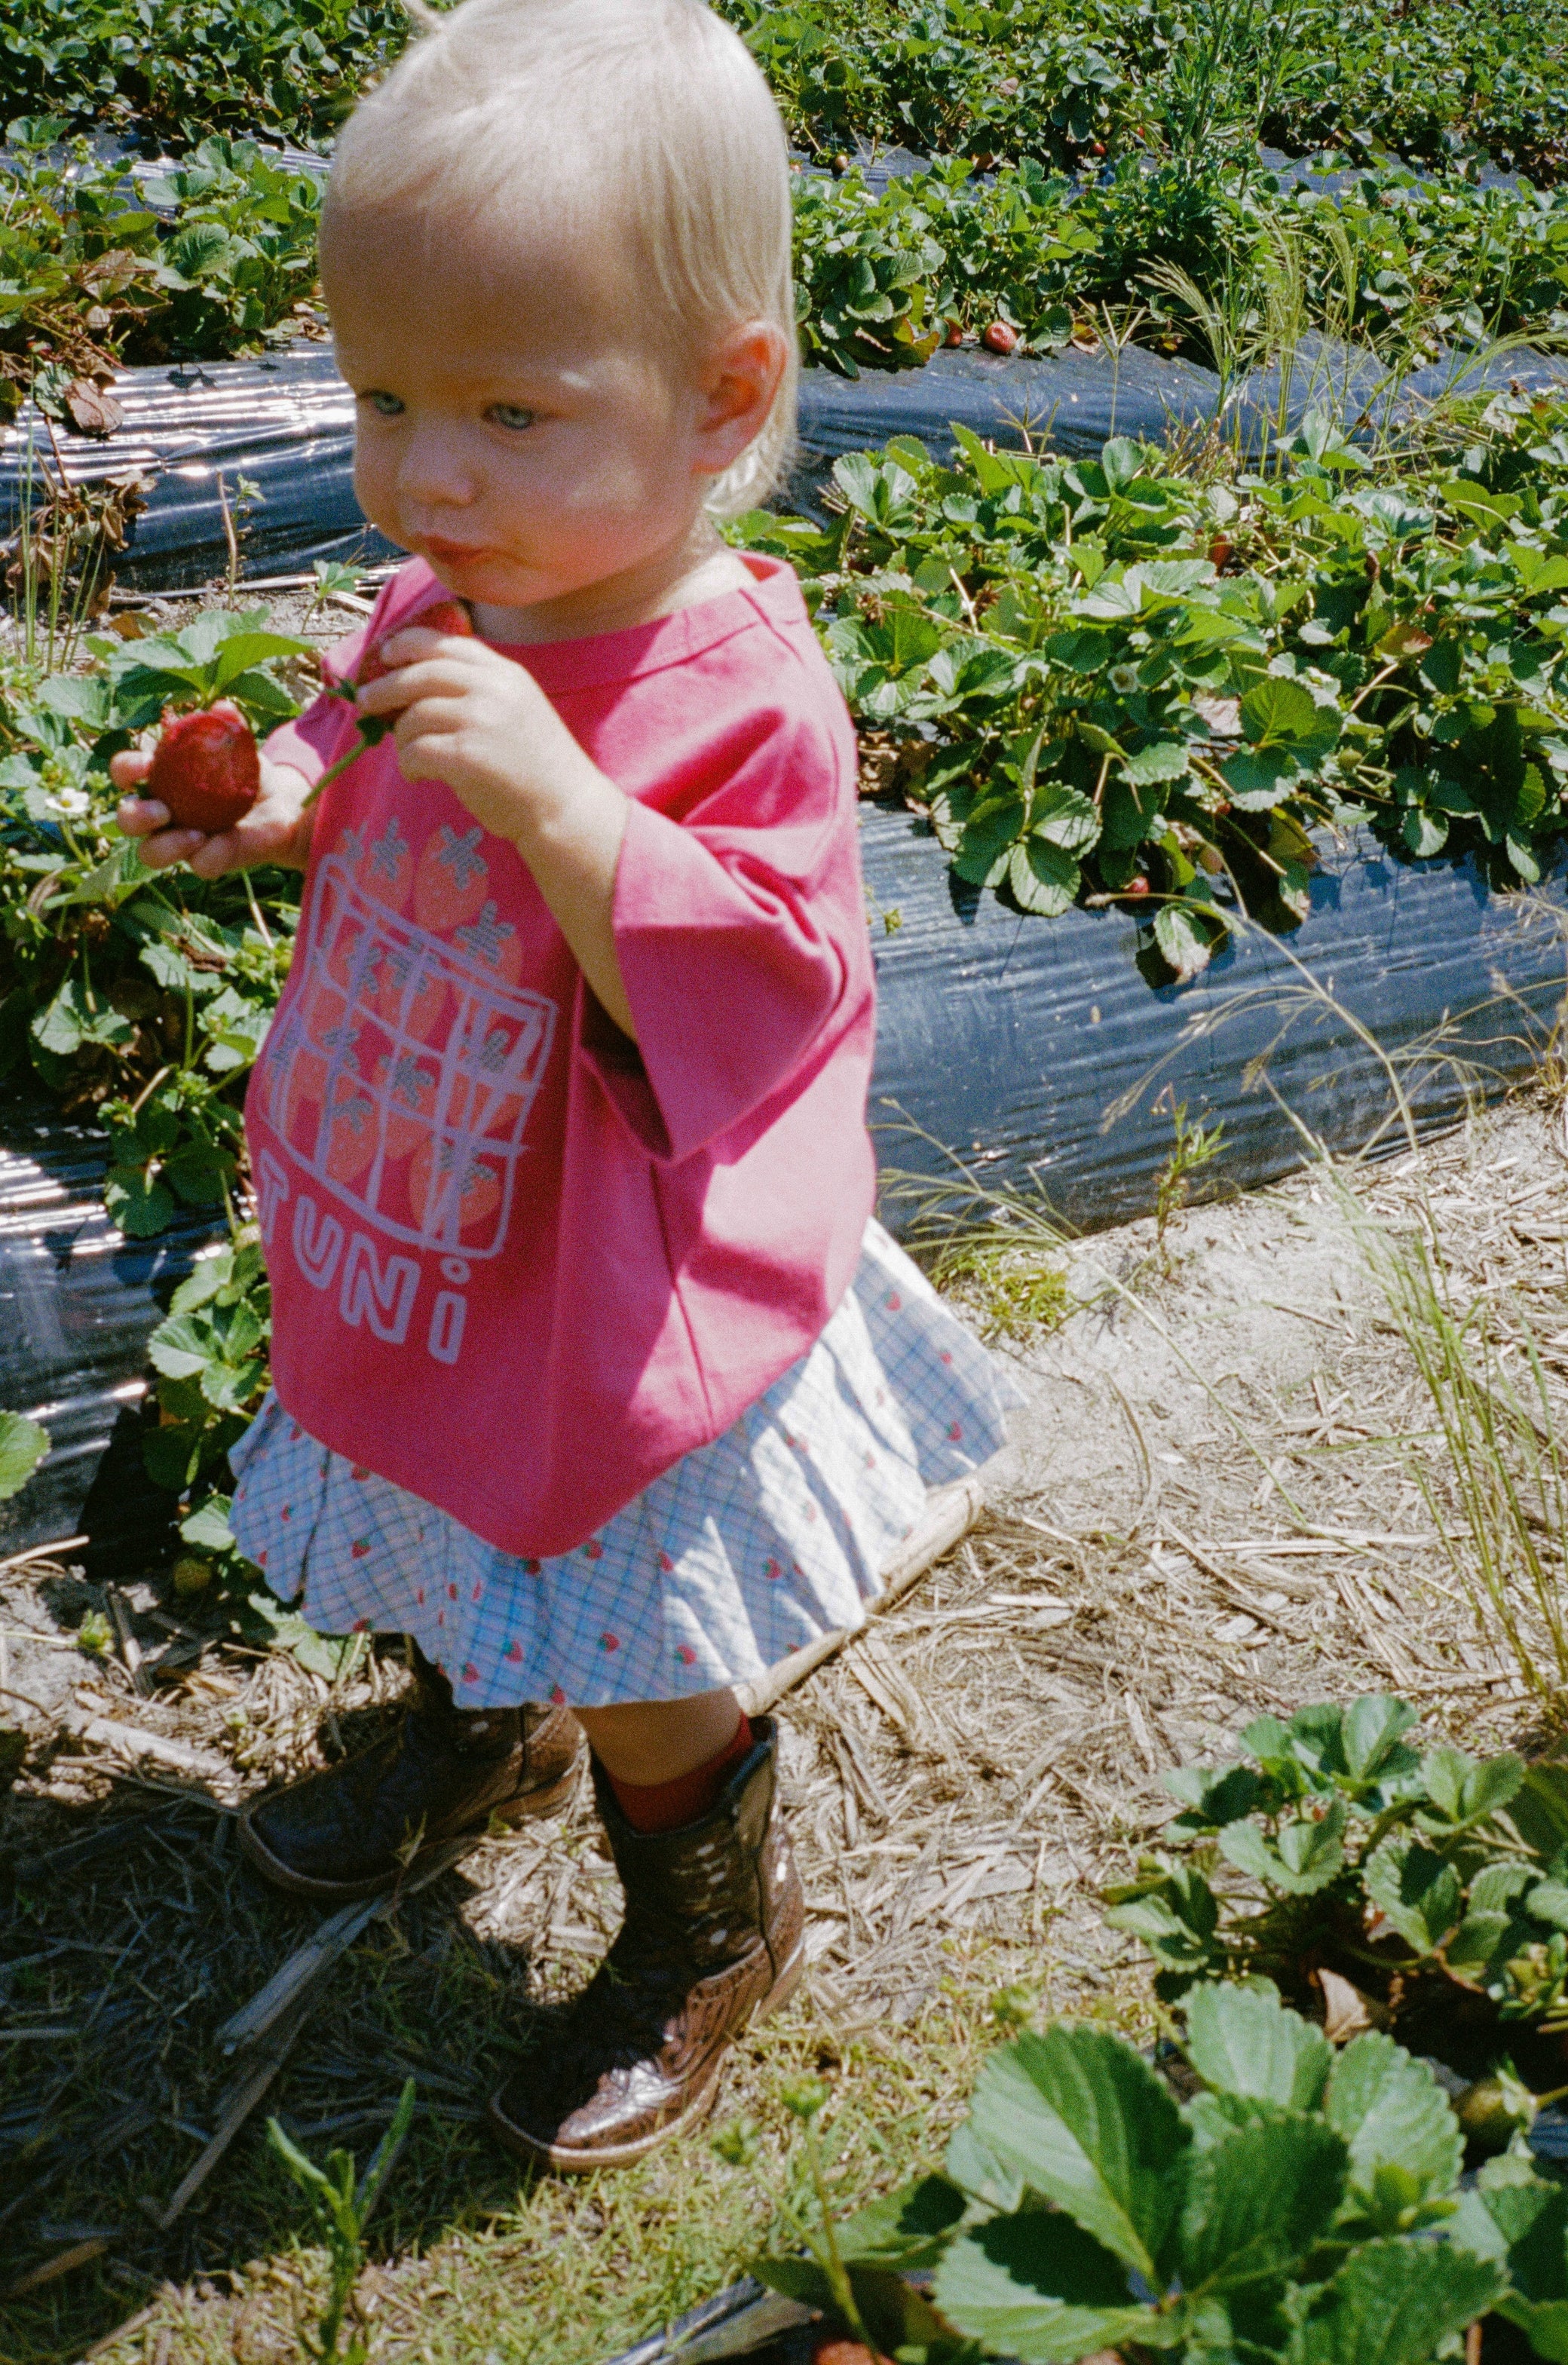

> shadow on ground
[0,1696,572,2363]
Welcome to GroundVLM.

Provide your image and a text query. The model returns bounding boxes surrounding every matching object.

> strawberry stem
[299,734,371,810]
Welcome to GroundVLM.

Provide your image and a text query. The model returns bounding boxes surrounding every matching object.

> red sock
[605,1712,754,1834]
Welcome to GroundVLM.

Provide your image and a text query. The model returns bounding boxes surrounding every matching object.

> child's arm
[357,625,636,1039]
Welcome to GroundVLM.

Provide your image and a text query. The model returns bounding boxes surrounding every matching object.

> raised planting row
[5,0,1567,183]
[12,121,1568,443]
[735,385,1568,979]
[0,0,406,156]
[723,0,1568,183]
[789,153,1568,380]
[0,121,324,421]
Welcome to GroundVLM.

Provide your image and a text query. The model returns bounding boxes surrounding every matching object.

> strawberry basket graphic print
[259,817,559,1279]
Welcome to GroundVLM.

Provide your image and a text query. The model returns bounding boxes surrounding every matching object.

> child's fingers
[109,749,153,792]
[118,812,210,871]
[375,625,475,667]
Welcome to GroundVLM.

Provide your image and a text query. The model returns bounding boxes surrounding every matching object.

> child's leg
[239,1640,585,1902]
[488,1696,804,2171]
[576,1684,745,1788]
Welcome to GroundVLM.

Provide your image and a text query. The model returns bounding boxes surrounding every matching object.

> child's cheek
[352,442,404,547]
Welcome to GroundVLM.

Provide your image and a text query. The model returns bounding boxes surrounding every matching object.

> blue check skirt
[228,1219,1020,1708]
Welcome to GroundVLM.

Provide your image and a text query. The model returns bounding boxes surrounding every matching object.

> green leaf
[1300,2238,1504,2365]
[1031,781,1101,853]
[0,1411,50,1502]
[835,2174,966,2269]
[1010,837,1080,914]
[945,2117,1025,2214]
[103,1166,176,1238]
[1421,1745,1524,1827]
[1241,675,1333,751]
[1153,901,1221,982]
[1122,740,1193,786]
[1220,744,1302,808]
[31,976,133,1056]
[247,1593,366,1683]
[180,1493,236,1555]
[1176,2098,1346,2293]
[148,1312,216,1381]
[1497,2295,1568,2361]
[966,2026,1190,2279]
[1184,1982,1332,2111]
[209,630,313,692]
[954,794,1027,884]
[1527,1878,1568,1932]
[1164,1765,1266,1828]
[1363,1834,1462,1952]
[1325,2035,1462,2226]
[935,2211,1174,2365]
[1401,807,1449,858]
[1343,1696,1420,1781]
[1217,1800,1347,1895]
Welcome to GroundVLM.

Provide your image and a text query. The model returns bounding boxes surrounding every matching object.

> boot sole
[237,1760,583,1904]
[485,1939,808,2174]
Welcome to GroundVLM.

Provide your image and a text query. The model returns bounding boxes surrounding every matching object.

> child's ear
[692,321,789,477]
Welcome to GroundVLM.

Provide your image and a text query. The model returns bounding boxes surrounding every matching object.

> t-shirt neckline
[444,552,798,694]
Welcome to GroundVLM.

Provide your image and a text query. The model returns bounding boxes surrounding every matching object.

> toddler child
[115,0,1017,2170]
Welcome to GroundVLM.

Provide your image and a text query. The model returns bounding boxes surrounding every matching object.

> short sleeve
[577,709,863,1165]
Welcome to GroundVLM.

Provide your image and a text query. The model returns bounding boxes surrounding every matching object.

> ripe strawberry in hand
[146,701,261,835]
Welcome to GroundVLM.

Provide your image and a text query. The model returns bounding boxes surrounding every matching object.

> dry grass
[5,1089,1568,2363]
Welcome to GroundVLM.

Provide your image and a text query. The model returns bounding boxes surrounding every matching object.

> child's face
[323,206,772,629]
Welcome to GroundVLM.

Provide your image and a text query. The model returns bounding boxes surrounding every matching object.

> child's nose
[397,426,478,510]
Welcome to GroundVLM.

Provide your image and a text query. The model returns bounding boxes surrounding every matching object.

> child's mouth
[419,536,496,570]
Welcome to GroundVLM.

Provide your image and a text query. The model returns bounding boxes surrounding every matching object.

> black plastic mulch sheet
[859,803,1568,1233]
[0,349,397,592]
[0,1101,222,1568]
[10,326,1563,595]
[599,2278,817,2365]
[0,343,1227,593]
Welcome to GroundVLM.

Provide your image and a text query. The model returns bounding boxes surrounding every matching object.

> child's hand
[357,623,635,1037]
[354,626,605,844]
[112,749,316,877]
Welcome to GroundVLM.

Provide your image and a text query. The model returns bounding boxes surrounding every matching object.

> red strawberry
[983,320,1019,355]
[944,319,965,346]
[1125,875,1150,897]
[354,597,473,693]
[146,702,260,834]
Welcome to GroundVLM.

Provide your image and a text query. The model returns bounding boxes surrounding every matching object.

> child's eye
[485,402,536,431]
[360,391,404,418]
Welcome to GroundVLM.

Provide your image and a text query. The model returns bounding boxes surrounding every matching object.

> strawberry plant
[746,1981,1522,2363]
[0,0,411,153]
[0,121,324,418]
[0,607,308,1194]
[1103,1693,1568,2086]
[731,382,1568,978]
[144,1237,270,1497]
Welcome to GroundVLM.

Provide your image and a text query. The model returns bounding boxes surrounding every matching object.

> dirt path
[3,1089,1566,2360]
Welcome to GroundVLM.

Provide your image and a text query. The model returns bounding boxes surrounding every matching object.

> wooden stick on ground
[739,1475,985,1720]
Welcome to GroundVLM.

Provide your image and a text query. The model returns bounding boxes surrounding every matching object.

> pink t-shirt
[246,554,877,1558]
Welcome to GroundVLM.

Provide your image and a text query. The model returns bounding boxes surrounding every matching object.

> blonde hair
[325,0,798,514]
